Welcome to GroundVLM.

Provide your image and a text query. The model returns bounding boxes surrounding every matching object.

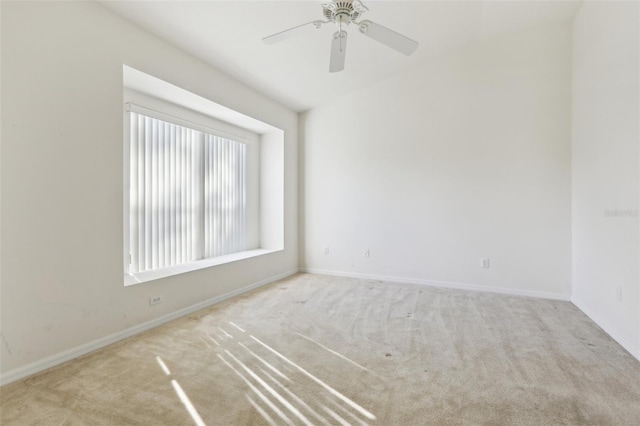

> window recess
[122,66,284,287]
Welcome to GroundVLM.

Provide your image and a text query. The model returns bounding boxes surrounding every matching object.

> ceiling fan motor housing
[323,1,363,25]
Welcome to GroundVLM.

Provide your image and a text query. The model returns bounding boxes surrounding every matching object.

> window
[123,66,285,286]
[128,109,246,274]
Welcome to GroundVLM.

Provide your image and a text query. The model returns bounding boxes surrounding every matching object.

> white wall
[572,1,640,358]
[0,1,298,377]
[301,22,572,299]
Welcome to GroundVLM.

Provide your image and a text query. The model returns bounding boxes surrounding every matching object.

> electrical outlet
[149,295,163,306]
[481,258,490,268]
[616,287,622,302]
[364,249,370,258]
[323,246,330,255]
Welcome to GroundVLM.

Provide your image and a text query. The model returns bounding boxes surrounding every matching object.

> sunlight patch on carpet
[171,379,206,426]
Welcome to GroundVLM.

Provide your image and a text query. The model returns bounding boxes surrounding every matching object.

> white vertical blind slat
[137,114,145,270]
[175,127,181,265]
[178,126,184,264]
[183,128,188,263]
[163,122,170,268]
[195,134,203,261]
[129,114,139,272]
[169,123,176,267]
[204,137,210,258]
[157,121,164,269]
[151,118,158,270]
[214,136,218,257]
[241,143,246,251]
[144,116,152,271]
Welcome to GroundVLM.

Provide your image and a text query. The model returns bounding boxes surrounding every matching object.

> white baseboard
[299,268,572,301]
[0,269,298,387]
[572,297,640,362]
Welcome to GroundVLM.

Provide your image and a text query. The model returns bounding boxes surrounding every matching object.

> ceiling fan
[262,0,419,73]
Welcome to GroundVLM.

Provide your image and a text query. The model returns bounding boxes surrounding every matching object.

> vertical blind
[129,111,246,273]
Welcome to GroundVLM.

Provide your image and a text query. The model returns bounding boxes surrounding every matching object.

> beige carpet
[2,273,640,425]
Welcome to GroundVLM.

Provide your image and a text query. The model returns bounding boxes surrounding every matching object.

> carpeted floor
[1,273,640,425]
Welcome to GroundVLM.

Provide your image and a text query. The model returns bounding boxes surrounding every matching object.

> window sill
[124,248,281,286]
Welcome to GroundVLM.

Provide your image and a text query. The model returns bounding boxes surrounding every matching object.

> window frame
[123,99,266,286]
[128,105,251,274]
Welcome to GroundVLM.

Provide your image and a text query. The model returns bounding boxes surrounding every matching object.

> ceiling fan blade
[329,30,348,73]
[262,21,324,45]
[358,20,419,56]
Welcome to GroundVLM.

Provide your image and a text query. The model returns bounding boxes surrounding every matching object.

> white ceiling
[100,0,581,112]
